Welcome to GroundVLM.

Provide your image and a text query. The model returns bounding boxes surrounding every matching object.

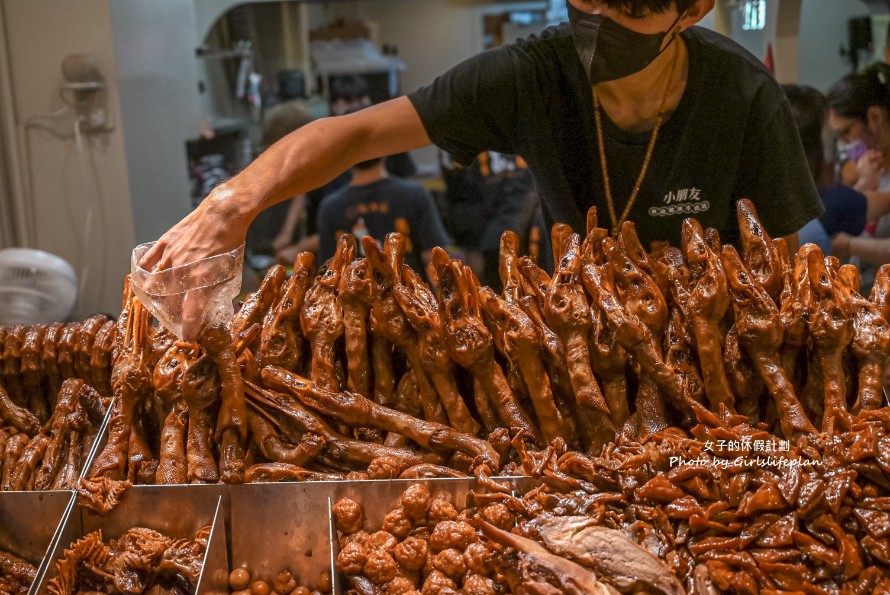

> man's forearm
[226,96,431,219]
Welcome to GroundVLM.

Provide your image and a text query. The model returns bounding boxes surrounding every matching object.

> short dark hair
[596,0,699,18]
[261,101,313,146]
[353,157,384,170]
[827,63,890,121]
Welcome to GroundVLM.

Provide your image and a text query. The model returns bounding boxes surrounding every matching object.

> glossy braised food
[0,548,38,595]
[59,201,888,497]
[336,405,890,593]
[46,526,210,595]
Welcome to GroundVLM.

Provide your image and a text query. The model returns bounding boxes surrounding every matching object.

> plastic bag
[130,242,244,341]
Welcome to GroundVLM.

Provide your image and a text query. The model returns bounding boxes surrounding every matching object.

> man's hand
[140,185,252,273]
[854,149,884,193]
[139,96,429,275]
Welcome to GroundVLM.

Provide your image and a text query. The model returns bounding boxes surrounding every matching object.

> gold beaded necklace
[593,36,682,237]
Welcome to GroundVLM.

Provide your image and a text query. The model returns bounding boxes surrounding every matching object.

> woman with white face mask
[828,65,890,194]
[141,0,822,327]
[827,65,890,293]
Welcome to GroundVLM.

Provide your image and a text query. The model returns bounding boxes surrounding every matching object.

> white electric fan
[0,248,77,325]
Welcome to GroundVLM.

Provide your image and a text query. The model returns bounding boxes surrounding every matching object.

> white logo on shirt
[649,188,709,217]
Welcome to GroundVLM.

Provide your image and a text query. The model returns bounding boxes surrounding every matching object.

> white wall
[307,0,544,172]
[1,0,134,318]
[108,0,202,246]
[798,0,870,92]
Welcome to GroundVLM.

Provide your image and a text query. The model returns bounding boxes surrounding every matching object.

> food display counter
[0,200,889,594]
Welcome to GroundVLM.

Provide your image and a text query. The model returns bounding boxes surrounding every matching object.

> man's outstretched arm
[141,96,431,271]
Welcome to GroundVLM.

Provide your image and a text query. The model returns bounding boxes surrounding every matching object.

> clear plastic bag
[130,242,244,341]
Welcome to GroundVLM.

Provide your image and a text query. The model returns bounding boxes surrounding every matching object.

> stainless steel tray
[33,486,228,595]
[228,477,538,594]
[229,481,343,593]
[0,491,75,595]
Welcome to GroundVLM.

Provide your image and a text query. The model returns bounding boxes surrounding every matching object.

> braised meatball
[340,529,369,549]
[345,471,370,481]
[385,576,416,594]
[366,530,398,553]
[462,575,496,595]
[364,550,398,585]
[480,503,514,531]
[315,571,332,593]
[382,506,413,539]
[273,570,298,594]
[336,542,367,575]
[429,521,476,552]
[426,499,458,525]
[432,548,466,580]
[394,536,429,571]
[420,570,456,595]
[409,527,432,542]
[462,542,492,576]
[422,549,437,580]
[332,498,363,534]
[367,456,404,479]
[401,484,432,522]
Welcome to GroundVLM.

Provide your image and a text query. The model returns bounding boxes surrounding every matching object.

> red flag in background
[764,42,775,73]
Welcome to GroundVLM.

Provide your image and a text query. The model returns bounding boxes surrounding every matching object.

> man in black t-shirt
[317,157,452,273]
[143,0,823,286]
[408,6,822,249]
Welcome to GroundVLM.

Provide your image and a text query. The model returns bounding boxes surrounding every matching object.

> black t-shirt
[317,177,452,272]
[408,25,823,249]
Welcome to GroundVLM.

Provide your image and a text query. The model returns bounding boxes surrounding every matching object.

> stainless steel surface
[77,396,116,483]
[228,478,538,593]
[0,491,74,562]
[230,481,343,591]
[0,491,74,595]
[197,497,229,595]
[35,486,227,594]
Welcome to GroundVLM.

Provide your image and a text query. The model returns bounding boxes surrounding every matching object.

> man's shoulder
[687,27,775,80]
[510,23,573,51]
[459,24,573,71]
[503,24,575,68]
[685,26,784,103]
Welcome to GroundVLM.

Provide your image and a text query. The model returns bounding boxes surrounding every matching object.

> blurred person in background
[330,74,417,179]
[246,101,316,262]
[472,152,539,292]
[316,151,451,275]
[827,65,890,291]
[143,0,823,305]
[438,151,540,291]
[827,65,890,194]
[784,84,869,256]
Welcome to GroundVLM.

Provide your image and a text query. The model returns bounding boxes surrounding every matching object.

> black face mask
[567,1,683,84]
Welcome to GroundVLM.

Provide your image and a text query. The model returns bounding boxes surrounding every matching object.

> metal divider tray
[0,490,75,595]
[32,485,228,595]
[228,477,540,594]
